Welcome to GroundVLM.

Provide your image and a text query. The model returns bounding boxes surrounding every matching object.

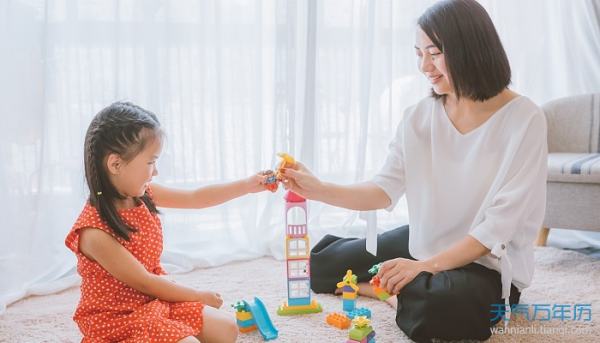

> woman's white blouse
[371,95,548,300]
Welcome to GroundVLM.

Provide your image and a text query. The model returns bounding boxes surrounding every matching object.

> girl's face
[107,134,162,199]
[415,27,452,96]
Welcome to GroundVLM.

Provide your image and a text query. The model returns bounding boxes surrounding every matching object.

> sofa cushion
[544,93,600,153]
[548,153,600,183]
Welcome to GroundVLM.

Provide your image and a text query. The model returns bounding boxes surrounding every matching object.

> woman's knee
[395,271,494,341]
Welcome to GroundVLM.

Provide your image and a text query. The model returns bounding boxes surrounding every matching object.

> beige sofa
[537,93,600,245]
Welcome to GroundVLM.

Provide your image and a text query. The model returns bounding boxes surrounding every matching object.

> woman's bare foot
[385,295,398,310]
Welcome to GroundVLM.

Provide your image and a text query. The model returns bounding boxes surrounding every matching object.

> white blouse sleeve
[469,111,548,251]
[371,118,407,212]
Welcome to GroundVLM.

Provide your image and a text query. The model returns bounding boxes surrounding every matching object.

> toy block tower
[277,191,322,315]
[337,269,359,312]
[232,301,257,333]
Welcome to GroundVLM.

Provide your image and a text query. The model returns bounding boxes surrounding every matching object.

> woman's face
[415,27,452,96]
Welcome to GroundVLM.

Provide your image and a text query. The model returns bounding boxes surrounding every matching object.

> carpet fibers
[1,246,598,342]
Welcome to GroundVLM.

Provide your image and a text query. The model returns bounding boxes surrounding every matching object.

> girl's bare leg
[195,306,238,343]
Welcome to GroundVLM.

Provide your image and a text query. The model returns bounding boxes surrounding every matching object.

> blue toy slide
[243,297,278,341]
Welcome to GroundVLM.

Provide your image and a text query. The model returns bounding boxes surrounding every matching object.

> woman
[281,0,547,341]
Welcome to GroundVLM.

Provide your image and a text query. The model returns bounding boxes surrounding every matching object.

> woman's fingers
[392,275,413,295]
[385,272,405,294]
[281,167,302,179]
[377,259,396,279]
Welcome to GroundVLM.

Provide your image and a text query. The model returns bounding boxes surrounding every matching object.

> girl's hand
[378,258,437,295]
[196,290,223,309]
[244,173,269,193]
[280,162,323,200]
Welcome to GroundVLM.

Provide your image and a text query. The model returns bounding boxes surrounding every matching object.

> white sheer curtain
[1,0,599,313]
[481,0,600,250]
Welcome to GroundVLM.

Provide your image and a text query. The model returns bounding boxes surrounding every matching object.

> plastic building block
[233,301,257,332]
[326,312,351,329]
[279,171,322,317]
[342,291,358,300]
[337,270,359,296]
[369,276,391,301]
[346,331,376,343]
[261,152,296,192]
[233,298,278,340]
[275,152,295,180]
[349,316,374,341]
[277,299,322,315]
[343,298,356,312]
[243,297,278,341]
[368,264,391,301]
[260,170,279,192]
[346,307,371,319]
[368,263,381,275]
[239,324,257,333]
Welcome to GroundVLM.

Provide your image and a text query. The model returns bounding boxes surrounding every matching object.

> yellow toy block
[236,311,253,321]
[342,292,358,300]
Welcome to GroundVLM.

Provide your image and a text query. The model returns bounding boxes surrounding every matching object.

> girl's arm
[150,173,266,209]
[79,228,222,307]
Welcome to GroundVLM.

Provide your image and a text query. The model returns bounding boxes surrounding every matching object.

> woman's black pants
[310,225,520,342]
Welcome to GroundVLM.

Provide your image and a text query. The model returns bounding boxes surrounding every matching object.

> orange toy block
[326,312,351,329]
[239,325,257,333]
[370,276,391,301]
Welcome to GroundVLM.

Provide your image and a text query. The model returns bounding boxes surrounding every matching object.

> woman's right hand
[196,290,223,309]
[280,161,323,200]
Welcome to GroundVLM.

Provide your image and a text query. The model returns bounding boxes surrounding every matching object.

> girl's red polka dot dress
[65,188,203,342]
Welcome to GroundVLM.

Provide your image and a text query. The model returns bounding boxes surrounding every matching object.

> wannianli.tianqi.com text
[491,325,594,336]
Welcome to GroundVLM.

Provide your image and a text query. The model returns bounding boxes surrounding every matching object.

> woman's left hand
[378,258,437,295]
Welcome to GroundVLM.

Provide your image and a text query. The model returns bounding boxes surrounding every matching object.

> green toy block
[277,302,322,315]
[349,325,374,341]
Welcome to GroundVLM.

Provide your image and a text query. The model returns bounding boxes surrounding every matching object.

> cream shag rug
[1,247,598,343]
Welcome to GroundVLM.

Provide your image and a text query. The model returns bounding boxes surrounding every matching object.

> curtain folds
[1,0,598,313]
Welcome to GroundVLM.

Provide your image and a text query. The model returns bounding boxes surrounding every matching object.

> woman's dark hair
[418,0,511,101]
[84,101,163,240]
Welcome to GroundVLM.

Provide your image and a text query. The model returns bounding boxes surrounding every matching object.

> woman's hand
[280,162,323,200]
[378,258,437,295]
[196,290,224,309]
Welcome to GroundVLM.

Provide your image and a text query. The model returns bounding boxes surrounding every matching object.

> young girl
[66,102,268,343]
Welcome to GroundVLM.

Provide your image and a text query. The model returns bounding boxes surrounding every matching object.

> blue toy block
[343,299,356,312]
[346,307,371,319]
[288,297,311,306]
[236,318,256,328]
[343,285,356,293]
